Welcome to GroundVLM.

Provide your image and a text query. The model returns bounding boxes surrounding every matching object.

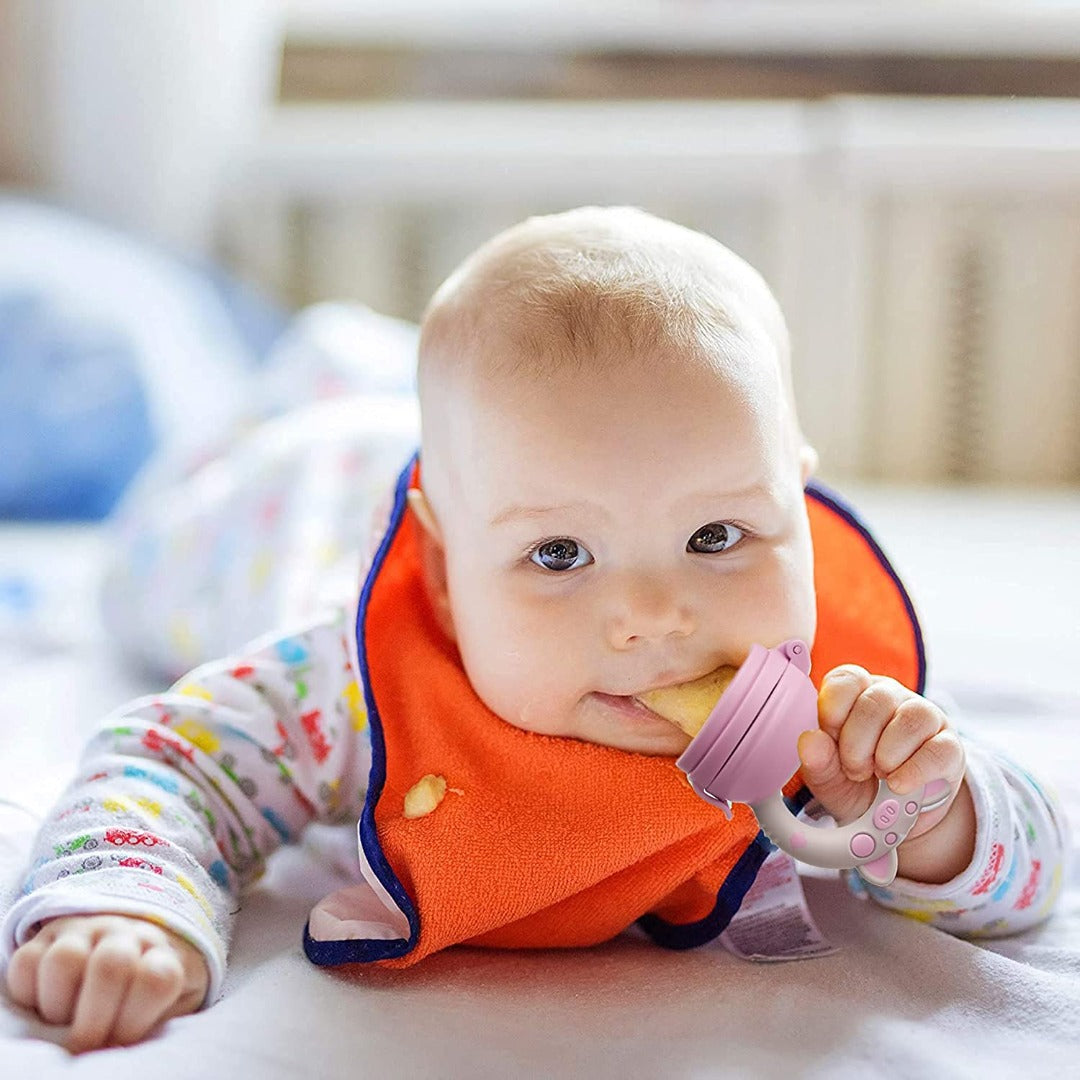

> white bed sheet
[1,486,1078,1079]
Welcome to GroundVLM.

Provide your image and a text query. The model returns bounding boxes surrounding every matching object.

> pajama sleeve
[848,736,1071,937]
[0,606,372,1005]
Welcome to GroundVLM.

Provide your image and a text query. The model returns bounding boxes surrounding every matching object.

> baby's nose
[607,573,695,649]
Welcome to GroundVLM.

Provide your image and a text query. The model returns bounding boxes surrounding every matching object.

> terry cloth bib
[304,456,924,968]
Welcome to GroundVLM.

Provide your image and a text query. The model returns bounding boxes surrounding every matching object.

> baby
[2,207,1067,1051]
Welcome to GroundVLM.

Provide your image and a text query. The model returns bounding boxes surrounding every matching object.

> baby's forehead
[440,366,794,530]
[420,348,798,541]
[450,334,790,469]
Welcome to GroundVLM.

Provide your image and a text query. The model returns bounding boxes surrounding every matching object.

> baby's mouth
[630,666,739,737]
[590,693,672,726]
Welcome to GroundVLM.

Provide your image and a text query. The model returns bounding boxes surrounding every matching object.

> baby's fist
[796,665,965,840]
[5,913,209,1052]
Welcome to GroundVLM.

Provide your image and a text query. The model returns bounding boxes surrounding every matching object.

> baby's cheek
[765,544,817,644]
[470,623,591,736]
[451,607,547,718]
[706,561,814,652]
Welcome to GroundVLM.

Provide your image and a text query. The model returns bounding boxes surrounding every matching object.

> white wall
[0,0,284,256]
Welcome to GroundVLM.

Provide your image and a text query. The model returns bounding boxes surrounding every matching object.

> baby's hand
[5,913,209,1052]
[796,665,965,842]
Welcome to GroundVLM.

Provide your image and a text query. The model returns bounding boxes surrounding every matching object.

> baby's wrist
[894,778,976,884]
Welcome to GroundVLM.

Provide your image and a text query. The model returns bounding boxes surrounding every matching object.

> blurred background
[4,0,1080,514]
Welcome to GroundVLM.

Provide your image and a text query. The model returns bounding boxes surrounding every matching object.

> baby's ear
[407,487,443,543]
[406,488,456,641]
[799,444,819,486]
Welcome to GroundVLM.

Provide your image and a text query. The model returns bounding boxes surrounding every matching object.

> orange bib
[304,457,924,968]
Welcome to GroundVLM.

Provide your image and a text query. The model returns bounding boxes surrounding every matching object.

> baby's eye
[530,538,593,572]
[687,522,745,554]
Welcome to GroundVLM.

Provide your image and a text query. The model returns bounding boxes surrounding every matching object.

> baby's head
[409,206,819,755]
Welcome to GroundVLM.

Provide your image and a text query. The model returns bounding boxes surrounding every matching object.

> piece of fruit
[635,666,738,736]
[403,774,448,819]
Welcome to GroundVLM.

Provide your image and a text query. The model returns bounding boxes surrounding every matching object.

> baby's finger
[884,729,966,796]
[35,931,91,1026]
[872,697,948,779]
[108,946,184,1046]
[5,937,45,1011]
[817,665,872,739]
[836,678,914,782]
[67,938,139,1052]
[797,729,876,825]
[159,977,208,1028]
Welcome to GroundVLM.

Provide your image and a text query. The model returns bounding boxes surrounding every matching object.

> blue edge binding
[304,453,927,964]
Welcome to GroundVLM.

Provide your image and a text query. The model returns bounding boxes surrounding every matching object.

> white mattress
[1,485,1078,1078]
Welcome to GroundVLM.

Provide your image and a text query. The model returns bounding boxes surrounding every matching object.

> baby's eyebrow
[681,483,772,508]
[489,501,594,527]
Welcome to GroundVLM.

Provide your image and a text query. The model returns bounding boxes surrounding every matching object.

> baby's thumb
[796,728,874,825]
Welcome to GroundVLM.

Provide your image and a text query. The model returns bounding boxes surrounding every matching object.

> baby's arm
[2,607,371,1049]
[850,738,1070,937]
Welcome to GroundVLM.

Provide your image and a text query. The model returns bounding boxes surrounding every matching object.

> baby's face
[420,340,817,756]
